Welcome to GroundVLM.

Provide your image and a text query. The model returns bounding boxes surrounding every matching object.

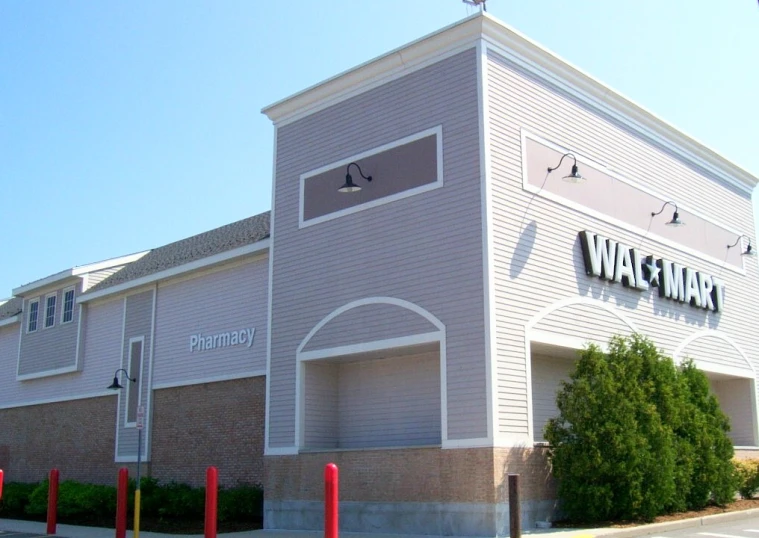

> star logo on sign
[645,259,661,287]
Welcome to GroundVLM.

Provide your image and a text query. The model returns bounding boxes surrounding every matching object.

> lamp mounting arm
[547,153,577,173]
[346,162,372,182]
[651,200,678,217]
[727,234,753,249]
[114,368,136,383]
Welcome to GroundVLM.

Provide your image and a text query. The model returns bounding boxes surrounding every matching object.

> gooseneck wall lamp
[651,201,685,227]
[547,153,586,183]
[107,368,136,390]
[338,162,373,193]
[727,235,756,256]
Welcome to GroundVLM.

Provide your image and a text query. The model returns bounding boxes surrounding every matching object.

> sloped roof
[88,211,270,293]
[0,297,23,322]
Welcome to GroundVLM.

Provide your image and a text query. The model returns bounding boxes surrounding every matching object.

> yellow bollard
[134,488,141,538]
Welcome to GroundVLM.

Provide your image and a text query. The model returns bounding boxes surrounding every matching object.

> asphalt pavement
[3,509,759,538]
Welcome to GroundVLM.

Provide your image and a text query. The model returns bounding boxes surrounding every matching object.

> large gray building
[1,12,758,537]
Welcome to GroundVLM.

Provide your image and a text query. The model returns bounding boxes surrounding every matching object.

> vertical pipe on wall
[509,474,521,538]
[324,463,338,538]
[115,468,129,538]
[46,468,59,535]
[205,466,218,538]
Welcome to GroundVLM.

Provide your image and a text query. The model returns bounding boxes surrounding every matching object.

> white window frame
[43,293,56,329]
[61,286,75,324]
[27,297,40,333]
[124,336,145,428]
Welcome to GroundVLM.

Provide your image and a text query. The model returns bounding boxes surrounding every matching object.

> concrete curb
[592,507,759,538]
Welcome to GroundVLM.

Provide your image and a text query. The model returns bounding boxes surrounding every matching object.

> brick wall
[0,395,117,484]
[265,447,496,503]
[493,447,557,503]
[150,376,265,487]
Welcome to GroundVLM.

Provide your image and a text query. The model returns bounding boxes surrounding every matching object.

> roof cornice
[77,239,270,304]
[12,251,150,297]
[0,316,19,328]
[262,12,756,192]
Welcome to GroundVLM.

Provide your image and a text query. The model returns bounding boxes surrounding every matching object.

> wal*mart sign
[189,328,256,353]
[579,231,725,312]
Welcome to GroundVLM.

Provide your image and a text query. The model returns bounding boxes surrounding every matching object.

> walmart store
[1,12,758,536]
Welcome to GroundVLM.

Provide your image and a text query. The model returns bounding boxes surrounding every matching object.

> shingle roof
[0,297,23,322]
[88,211,271,293]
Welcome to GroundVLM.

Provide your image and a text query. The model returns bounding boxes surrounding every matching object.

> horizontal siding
[152,259,268,385]
[303,302,439,352]
[17,283,82,376]
[530,354,575,443]
[679,335,752,373]
[712,378,755,446]
[270,49,486,447]
[533,303,634,345]
[303,362,339,449]
[85,266,125,291]
[117,291,153,459]
[0,299,123,407]
[337,352,441,448]
[487,49,759,443]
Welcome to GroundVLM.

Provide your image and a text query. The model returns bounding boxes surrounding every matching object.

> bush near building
[0,477,263,530]
[545,334,737,523]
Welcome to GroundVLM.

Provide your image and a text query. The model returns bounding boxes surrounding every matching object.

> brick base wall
[0,395,118,484]
[150,376,265,487]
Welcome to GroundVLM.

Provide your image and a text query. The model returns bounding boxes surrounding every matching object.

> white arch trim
[673,330,755,376]
[295,296,450,451]
[296,296,446,354]
[526,296,638,333]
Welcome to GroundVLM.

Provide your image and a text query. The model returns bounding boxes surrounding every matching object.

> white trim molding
[294,296,448,453]
[298,126,444,228]
[0,390,114,410]
[78,240,270,304]
[153,370,267,391]
[0,315,19,328]
[520,130,748,275]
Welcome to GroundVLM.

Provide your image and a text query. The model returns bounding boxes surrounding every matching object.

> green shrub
[0,482,39,518]
[25,480,50,516]
[546,334,738,523]
[155,481,205,519]
[218,484,264,522]
[734,459,759,499]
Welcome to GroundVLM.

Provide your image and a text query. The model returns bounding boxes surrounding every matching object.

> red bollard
[0,469,4,500]
[46,469,59,535]
[205,466,218,538]
[115,468,129,538]
[325,463,338,538]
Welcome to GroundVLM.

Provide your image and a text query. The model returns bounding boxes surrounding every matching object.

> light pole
[107,369,142,538]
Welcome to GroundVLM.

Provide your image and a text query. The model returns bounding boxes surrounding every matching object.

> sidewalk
[2,508,759,538]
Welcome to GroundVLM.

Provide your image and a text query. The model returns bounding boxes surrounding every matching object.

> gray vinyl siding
[530,354,574,443]
[302,303,439,352]
[487,48,759,442]
[85,266,125,291]
[117,290,154,459]
[0,298,123,407]
[0,324,20,404]
[712,378,755,446]
[269,49,485,447]
[337,352,441,448]
[152,259,269,386]
[679,335,753,373]
[533,303,634,345]
[303,362,339,449]
[17,283,82,376]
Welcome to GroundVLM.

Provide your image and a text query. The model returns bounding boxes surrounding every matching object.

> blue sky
[1,1,758,294]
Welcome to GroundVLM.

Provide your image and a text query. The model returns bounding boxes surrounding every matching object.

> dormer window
[61,287,75,324]
[44,293,56,328]
[27,298,39,333]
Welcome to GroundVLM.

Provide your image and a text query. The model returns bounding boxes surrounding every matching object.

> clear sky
[1,1,758,295]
